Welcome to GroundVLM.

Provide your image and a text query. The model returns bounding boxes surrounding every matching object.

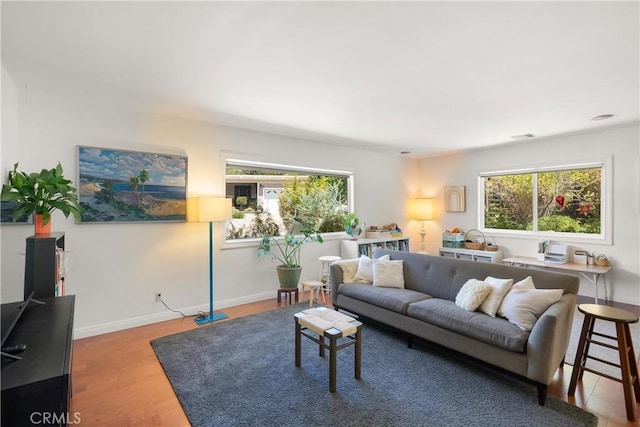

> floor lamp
[189,197,232,325]
[412,198,434,252]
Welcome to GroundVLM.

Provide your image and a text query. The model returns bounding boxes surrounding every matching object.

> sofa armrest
[526,293,577,384]
[330,263,344,305]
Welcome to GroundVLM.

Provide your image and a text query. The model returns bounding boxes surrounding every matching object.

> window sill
[222,231,348,250]
[480,229,611,246]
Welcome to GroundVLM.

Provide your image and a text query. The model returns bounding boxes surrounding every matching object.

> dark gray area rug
[565,305,639,378]
[151,304,597,427]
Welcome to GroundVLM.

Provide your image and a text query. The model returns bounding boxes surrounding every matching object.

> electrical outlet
[155,291,163,302]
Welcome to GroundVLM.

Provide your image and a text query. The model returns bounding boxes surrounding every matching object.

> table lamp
[412,198,434,252]
[189,196,232,325]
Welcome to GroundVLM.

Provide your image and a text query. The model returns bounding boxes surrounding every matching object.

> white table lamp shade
[188,197,232,222]
[412,198,434,221]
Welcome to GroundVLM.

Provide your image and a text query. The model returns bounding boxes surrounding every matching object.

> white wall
[417,125,640,304]
[0,76,415,337]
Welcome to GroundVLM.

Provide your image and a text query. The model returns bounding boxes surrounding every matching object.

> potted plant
[343,212,362,240]
[257,219,323,288]
[1,162,83,234]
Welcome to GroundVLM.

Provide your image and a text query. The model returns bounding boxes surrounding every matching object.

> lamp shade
[412,198,434,221]
[188,197,232,222]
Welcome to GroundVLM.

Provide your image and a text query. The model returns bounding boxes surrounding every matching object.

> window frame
[222,156,355,248]
[477,157,612,245]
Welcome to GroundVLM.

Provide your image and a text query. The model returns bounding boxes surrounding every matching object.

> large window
[225,159,353,241]
[480,161,607,239]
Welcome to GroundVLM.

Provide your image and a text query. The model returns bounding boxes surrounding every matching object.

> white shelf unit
[341,237,410,259]
[438,247,503,263]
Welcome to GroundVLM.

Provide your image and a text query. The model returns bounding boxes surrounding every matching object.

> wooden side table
[277,287,299,305]
[294,307,362,392]
[568,304,640,421]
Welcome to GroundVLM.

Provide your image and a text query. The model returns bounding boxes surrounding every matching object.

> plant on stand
[257,219,323,288]
[343,212,363,240]
[1,162,83,234]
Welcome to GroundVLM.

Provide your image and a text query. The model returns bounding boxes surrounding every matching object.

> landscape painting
[78,146,187,223]
[1,201,31,224]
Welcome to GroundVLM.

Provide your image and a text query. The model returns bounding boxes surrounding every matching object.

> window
[225,159,353,241]
[480,161,607,239]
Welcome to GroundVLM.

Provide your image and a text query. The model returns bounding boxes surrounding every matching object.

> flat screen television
[0,292,42,359]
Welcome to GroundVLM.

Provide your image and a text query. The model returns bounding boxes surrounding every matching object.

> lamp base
[194,312,228,325]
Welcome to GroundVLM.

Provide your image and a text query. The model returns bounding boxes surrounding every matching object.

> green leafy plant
[1,162,83,225]
[257,219,323,268]
[343,212,362,238]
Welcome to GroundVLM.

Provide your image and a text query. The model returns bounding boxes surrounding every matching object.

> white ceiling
[2,1,639,157]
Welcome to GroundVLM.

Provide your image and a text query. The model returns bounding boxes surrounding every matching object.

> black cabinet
[1,296,75,427]
[24,233,65,299]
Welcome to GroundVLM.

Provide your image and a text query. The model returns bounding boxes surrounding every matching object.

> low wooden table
[568,304,639,421]
[503,256,612,303]
[294,307,362,392]
[277,287,299,305]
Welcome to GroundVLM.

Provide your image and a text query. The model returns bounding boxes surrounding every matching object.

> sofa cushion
[496,276,535,317]
[353,254,390,283]
[407,298,530,352]
[372,259,405,288]
[499,288,564,331]
[478,276,514,317]
[338,283,430,314]
[455,279,492,311]
[334,259,360,283]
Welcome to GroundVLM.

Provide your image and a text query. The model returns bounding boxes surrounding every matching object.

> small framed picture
[445,186,466,212]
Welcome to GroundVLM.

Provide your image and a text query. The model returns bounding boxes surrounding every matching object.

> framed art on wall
[445,186,466,212]
[78,146,187,223]
[1,201,32,224]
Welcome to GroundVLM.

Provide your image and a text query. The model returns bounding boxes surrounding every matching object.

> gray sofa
[329,249,579,405]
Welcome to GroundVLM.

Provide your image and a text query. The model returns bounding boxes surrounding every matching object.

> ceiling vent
[591,114,614,121]
[511,134,535,140]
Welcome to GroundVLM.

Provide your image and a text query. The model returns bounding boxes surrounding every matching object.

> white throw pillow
[496,276,535,317]
[499,288,564,331]
[455,279,493,312]
[372,259,405,288]
[334,259,360,283]
[353,254,390,283]
[478,276,514,317]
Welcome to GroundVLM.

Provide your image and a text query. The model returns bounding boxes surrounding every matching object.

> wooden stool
[294,307,362,392]
[319,255,341,294]
[301,280,326,307]
[277,287,299,305]
[568,304,640,421]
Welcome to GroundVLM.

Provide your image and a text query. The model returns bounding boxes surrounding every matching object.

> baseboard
[73,290,275,339]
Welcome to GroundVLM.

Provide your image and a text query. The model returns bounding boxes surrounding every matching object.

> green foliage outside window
[278,176,347,233]
[484,167,601,234]
[225,162,351,240]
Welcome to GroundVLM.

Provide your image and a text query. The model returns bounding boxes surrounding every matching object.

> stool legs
[277,288,299,305]
[617,322,640,421]
[355,324,362,380]
[295,317,301,368]
[569,313,640,422]
[294,317,362,393]
[329,334,338,392]
[569,314,594,395]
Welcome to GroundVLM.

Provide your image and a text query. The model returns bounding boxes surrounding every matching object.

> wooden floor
[70,294,640,427]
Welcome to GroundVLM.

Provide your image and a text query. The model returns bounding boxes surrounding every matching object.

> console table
[502,256,611,303]
[1,295,75,426]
